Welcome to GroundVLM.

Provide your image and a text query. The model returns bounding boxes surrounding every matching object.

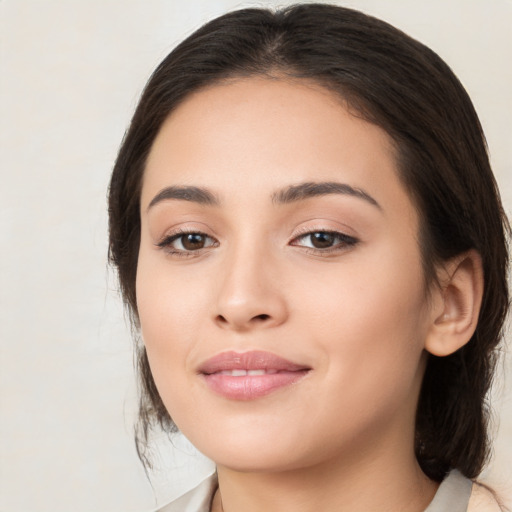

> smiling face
[136,77,435,473]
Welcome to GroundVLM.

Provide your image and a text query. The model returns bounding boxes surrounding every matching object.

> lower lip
[202,371,309,400]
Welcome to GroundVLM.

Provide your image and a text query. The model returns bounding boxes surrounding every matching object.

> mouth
[198,350,311,400]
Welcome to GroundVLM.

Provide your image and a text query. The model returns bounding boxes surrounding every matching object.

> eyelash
[156,229,219,258]
[156,228,359,258]
[289,229,359,255]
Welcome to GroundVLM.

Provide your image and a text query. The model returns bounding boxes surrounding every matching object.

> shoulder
[468,482,503,512]
[424,469,504,512]
[155,473,218,512]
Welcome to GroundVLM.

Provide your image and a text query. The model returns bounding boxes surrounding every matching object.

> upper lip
[198,350,311,375]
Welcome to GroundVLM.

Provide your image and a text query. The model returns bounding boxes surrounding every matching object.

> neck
[211,428,438,512]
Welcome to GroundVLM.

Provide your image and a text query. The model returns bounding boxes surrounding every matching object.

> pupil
[311,232,334,248]
[183,234,205,250]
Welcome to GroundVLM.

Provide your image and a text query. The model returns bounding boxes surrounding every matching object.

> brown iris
[310,232,336,249]
[181,233,207,250]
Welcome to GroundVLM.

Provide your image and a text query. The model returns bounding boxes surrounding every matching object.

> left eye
[158,232,217,252]
[291,231,357,250]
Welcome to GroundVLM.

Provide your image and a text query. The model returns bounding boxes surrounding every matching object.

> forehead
[141,77,412,220]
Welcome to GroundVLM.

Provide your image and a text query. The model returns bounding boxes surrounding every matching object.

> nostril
[253,314,270,322]
[216,315,228,324]
[214,312,274,328]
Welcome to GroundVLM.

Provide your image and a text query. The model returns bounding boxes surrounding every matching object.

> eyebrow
[147,185,220,210]
[147,181,381,211]
[272,181,381,209]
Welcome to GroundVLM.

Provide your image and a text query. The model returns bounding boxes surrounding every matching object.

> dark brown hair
[108,4,510,480]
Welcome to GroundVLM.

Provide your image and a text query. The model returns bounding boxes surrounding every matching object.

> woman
[108,4,509,511]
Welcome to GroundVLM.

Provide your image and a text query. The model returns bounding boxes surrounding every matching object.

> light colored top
[157,474,217,512]
[156,469,502,512]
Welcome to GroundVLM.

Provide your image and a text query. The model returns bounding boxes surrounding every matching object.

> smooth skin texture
[137,78,483,512]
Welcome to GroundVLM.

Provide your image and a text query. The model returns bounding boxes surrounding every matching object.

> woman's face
[137,77,435,472]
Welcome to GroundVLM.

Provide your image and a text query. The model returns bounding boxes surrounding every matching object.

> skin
[137,77,444,511]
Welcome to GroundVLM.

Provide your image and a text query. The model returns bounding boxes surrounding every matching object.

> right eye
[157,231,218,255]
[289,230,358,254]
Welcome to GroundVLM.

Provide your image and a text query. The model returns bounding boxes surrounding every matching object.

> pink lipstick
[198,351,310,400]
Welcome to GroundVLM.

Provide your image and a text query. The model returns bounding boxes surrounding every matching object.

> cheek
[136,258,212,427]
[135,248,206,382]
[296,245,429,388]
[286,267,428,457]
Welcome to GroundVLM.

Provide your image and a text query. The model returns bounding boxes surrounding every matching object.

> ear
[425,250,484,357]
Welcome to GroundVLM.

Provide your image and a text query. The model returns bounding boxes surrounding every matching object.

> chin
[181,421,322,474]
[209,447,310,474]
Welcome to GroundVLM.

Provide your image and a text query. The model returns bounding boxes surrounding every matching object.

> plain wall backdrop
[1,1,511,511]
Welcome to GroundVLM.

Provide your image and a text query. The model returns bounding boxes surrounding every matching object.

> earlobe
[425,250,484,357]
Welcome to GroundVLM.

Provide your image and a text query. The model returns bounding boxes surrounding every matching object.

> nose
[213,244,288,332]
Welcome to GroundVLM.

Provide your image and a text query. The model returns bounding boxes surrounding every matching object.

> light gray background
[1,1,511,511]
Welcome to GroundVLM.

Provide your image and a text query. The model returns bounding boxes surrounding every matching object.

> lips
[198,350,311,400]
